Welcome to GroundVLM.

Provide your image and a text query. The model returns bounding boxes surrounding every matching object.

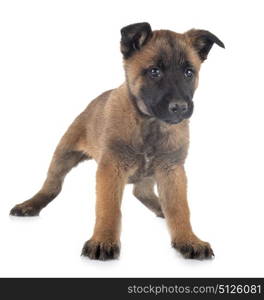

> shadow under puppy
[10,22,224,260]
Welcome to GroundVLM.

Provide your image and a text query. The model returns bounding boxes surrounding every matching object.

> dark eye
[184,68,194,78]
[148,67,161,78]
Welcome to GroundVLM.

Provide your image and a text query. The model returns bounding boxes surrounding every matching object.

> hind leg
[133,177,164,218]
[10,118,90,216]
[10,149,88,216]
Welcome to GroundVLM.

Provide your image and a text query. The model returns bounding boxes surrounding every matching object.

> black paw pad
[81,240,120,261]
[10,205,40,217]
[173,242,214,260]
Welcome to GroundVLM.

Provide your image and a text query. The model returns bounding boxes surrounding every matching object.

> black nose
[168,101,188,114]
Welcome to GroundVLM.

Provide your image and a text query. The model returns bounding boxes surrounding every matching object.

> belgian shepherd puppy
[10,22,224,260]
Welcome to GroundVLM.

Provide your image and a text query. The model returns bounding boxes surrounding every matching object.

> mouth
[146,100,193,125]
[135,97,193,125]
[162,118,184,125]
[152,109,193,125]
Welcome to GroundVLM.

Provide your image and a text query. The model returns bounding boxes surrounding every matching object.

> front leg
[82,157,127,260]
[156,165,214,260]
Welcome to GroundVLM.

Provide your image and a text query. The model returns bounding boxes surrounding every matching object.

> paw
[81,239,120,260]
[172,239,214,260]
[10,203,40,216]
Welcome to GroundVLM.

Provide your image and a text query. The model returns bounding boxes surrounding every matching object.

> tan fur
[10,27,216,260]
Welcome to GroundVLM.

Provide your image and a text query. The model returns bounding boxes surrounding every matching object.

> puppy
[10,22,224,260]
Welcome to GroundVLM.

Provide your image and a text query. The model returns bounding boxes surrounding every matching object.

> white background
[0,0,264,277]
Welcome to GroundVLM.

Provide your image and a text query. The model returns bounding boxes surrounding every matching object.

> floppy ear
[186,29,225,61]
[120,22,152,59]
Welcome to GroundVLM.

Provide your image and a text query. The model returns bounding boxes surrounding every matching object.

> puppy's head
[121,22,224,124]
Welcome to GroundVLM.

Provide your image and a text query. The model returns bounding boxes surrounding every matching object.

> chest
[125,119,188,182]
